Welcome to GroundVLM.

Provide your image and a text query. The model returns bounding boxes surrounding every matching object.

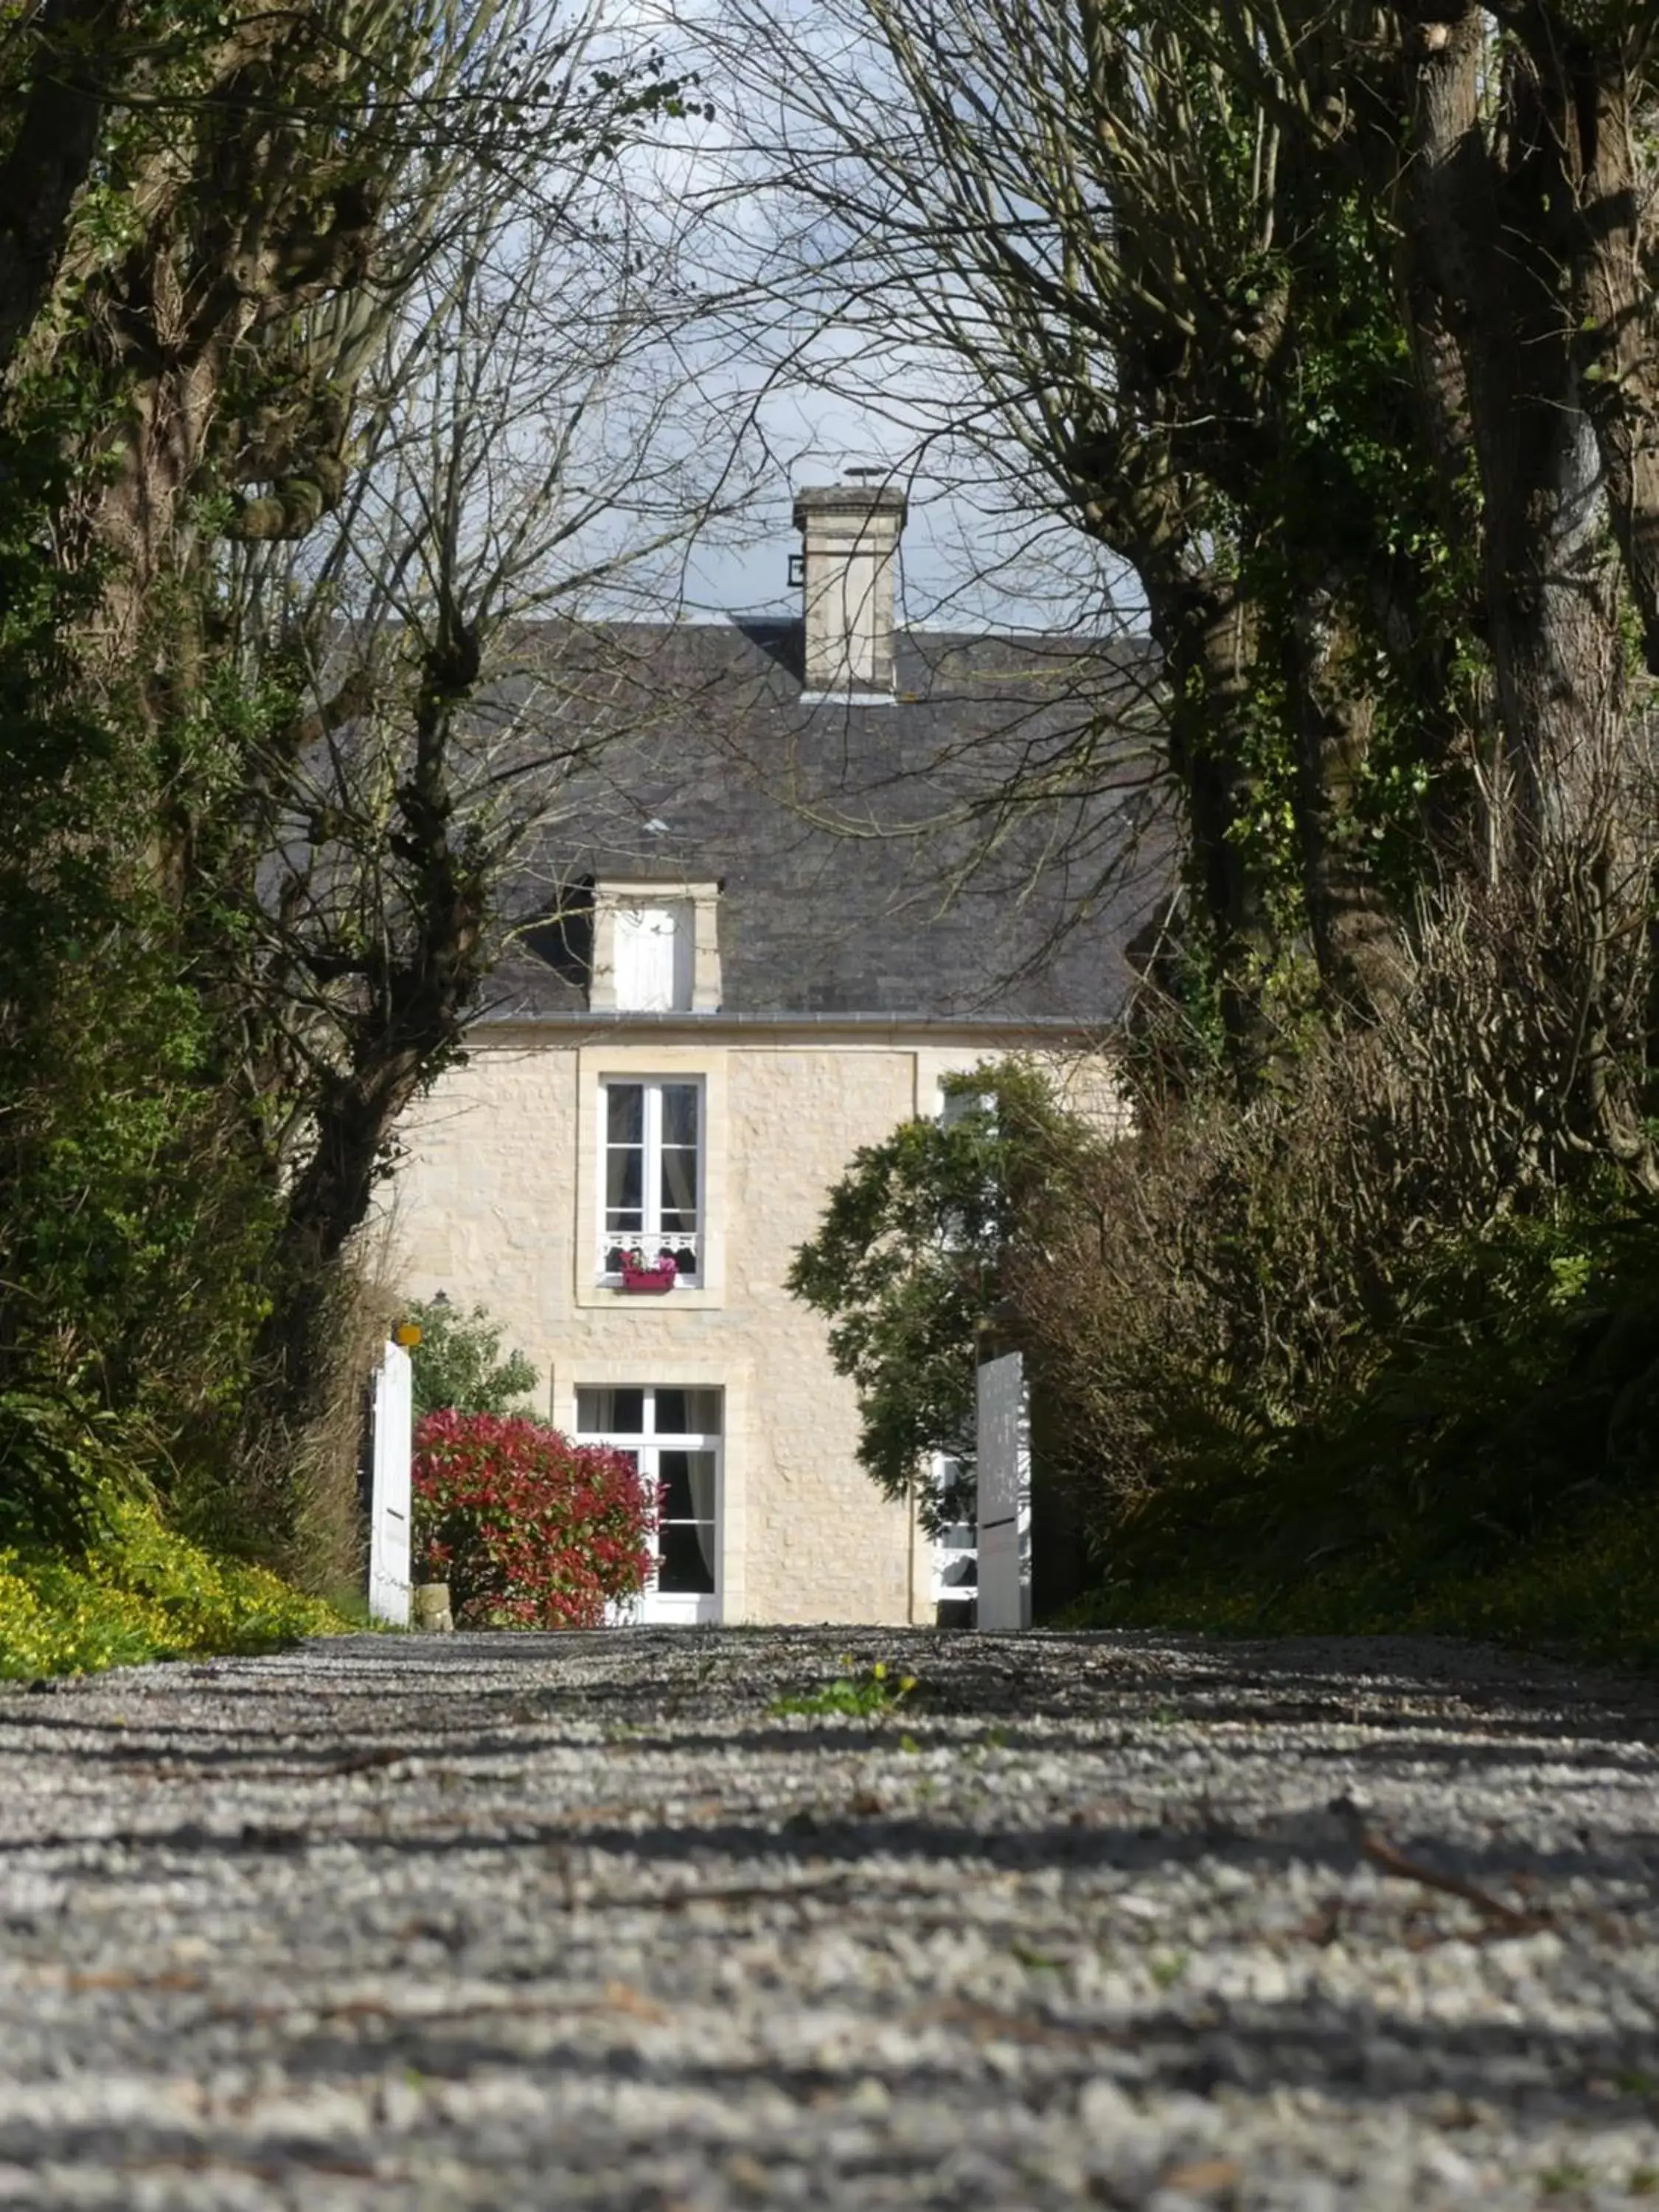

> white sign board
[975,1350,1032,1632]
[368,1339,412,1627]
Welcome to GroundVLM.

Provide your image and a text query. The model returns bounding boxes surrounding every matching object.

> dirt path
[2,1627,1658,2208]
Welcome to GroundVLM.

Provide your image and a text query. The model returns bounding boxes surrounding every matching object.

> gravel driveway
[2,1627,1658,2210]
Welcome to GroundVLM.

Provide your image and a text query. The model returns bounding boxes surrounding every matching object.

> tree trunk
[1281,580,1403,1017]
[1399,10,1626,865]
[1550,38,1659,681]
[236,638,492,1540]
[0,0,131,378]
[1149,574,1286,1073]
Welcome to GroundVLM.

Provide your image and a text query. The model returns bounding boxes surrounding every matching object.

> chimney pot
[791,480,907,698]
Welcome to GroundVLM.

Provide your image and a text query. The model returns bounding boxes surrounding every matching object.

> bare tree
[699,0,1659,1083]
[696,0,1425,1049]
[206,133,757,1464]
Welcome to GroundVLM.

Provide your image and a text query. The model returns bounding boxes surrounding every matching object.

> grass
[0,1495,347,1679]
[769,1657,919,1720]
[1065,1486,1659,1673]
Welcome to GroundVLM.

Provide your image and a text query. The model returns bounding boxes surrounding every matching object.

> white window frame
[577,1385,723,1626]
[598,1076,705,1285]
[933,1075,991,1618]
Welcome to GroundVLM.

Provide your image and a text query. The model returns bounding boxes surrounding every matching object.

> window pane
[654,1388,721,1439]
[577,1387,644,1435]
[655,1389,689,1436]
[661,1085,698,1146]
[606,1147,642,1221]
[606,1085,643,1143]
[658,1449,696,1520]
[658,1519,716,1594]
[660,1144,698,1225]
[684,1388,723,1436]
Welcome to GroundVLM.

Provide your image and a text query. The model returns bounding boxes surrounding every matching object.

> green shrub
[0,1497,344,1679]
[788,1061,1093,1530]
[406,1298,538,1420]
[1060,1185,1659,1650]
[414,1410,654,1627]
[1074,1486,1659,1672]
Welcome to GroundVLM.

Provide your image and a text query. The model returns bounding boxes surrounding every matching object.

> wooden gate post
[368,1339,413,1627]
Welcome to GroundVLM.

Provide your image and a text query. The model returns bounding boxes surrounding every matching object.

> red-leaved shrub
[412,1411,656,1628]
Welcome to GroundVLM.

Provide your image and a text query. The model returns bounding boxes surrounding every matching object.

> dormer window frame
[588,878,722,1015]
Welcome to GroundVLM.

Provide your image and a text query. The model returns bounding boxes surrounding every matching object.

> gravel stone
[1,1627,1658,2207]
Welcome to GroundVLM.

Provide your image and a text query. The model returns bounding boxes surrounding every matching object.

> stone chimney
[791,476,907,698]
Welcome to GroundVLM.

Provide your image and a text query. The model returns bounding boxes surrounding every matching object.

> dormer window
[614,901,692,1011]
[589,880,722,1013]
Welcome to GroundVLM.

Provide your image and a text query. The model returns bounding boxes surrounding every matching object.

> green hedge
[0,1498,346,1678]
[1071,1487,1659,1672]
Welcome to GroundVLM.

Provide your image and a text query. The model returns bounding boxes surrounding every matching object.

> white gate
[930,1453,977,1625]
[368,1339,412,1627]
[975,1350,1032,1632]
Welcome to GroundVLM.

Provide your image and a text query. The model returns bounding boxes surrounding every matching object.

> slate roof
[484,619,1166,1027]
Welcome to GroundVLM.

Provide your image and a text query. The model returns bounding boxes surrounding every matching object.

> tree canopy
[721,0,1659,1105]
[0,0,719,1571]
[789,1063,1096,1528]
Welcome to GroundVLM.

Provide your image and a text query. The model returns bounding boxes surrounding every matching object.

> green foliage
[0,1495,344,1679]
[0,1391,148,1552]
[0,383,286,1546]
[788,1062,1092,1527]
[1075,1483,1659,1674]
[406,1298,538,1420]
[412,1411,653,1628]
[1048,1074,1659,1666]
[769,1658,919,1720]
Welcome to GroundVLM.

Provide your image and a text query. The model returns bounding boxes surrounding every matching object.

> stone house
[390,483,1149,1625]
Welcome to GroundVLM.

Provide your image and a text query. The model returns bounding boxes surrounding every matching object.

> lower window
[576,1385,722,1624]
[931,1450,976,1627]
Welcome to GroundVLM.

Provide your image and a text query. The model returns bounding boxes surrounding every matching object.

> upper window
[613,901,693,1012]
[588,880,722,1014]
[599,1077,702,1282]
[939,1079,995,1130]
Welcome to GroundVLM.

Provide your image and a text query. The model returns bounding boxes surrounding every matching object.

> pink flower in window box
[619,1251,678,1293]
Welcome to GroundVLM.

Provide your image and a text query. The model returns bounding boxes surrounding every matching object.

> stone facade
[389,477,1150,1625]
[392,1020,1120,1625]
